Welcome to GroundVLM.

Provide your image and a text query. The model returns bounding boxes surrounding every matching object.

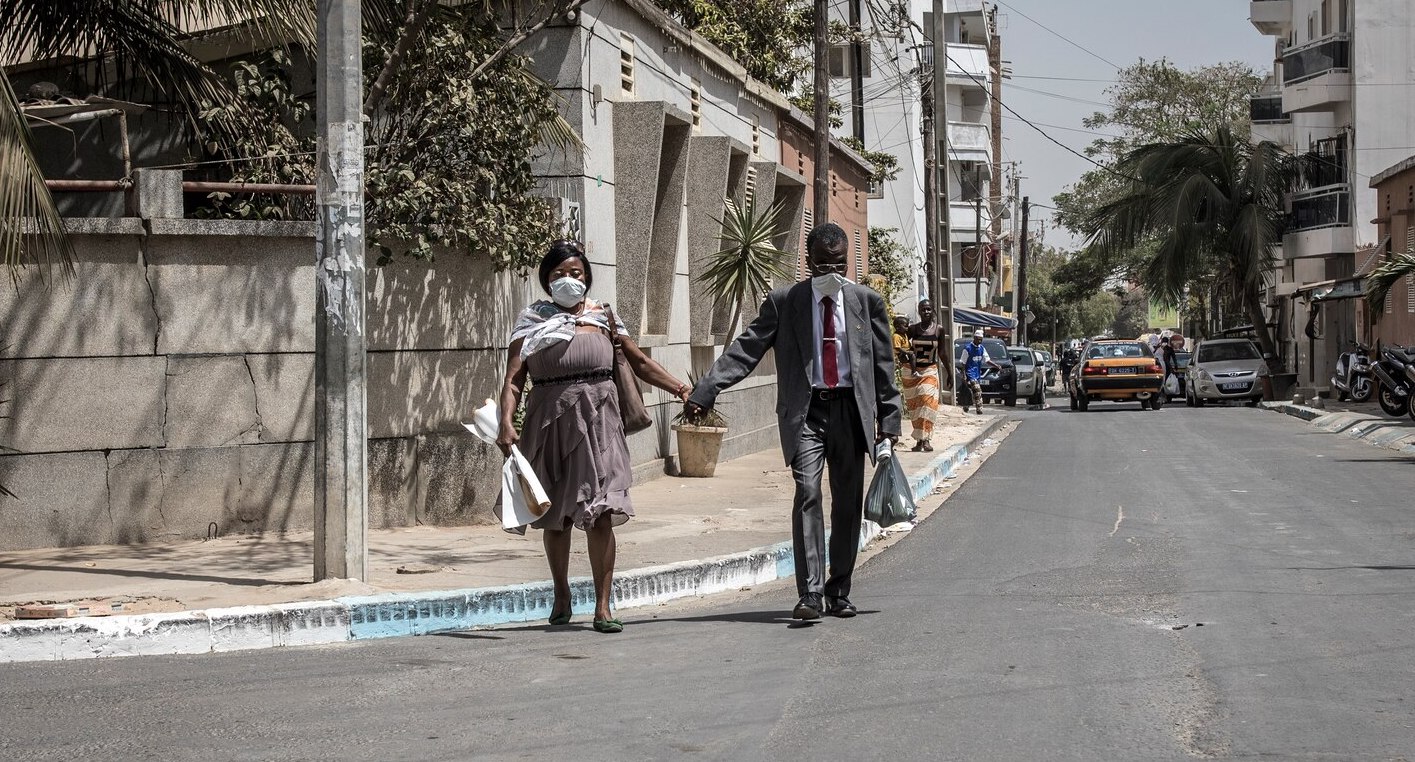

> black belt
[811,387,854,402]
[531,367,613,386]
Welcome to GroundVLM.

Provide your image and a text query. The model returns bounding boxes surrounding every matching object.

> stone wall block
[369,437,419,529]
[365,253,535,352]
[0,234,158,359]
[148,234,316,355]
[0,357,166,453]
[684,136,734,344]
[245,353,314,443]
[156,447,242,541]
[367,350,502,440]
[164,356,262,449]
[104,449,166,544]
[415,434,499,527]
[0,452,112,550]
[235,442,314,536]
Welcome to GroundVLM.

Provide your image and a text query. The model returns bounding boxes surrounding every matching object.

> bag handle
[602,304,625,348]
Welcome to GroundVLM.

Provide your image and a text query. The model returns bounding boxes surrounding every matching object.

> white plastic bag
[1163,374,1180,397]
[464,399,551,530]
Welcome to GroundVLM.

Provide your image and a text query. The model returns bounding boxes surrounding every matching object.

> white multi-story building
[826,0,1014,335]
[1248,0,1415,392]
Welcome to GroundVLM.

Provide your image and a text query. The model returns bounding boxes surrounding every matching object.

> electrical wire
[990,0,1124,72]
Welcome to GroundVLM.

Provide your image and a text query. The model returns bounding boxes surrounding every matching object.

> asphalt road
[3,403,1414,761]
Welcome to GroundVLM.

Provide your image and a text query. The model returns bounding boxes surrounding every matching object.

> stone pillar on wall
[611,101,693,339]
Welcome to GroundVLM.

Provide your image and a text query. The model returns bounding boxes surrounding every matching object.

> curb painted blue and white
[1262,401,1415,455]
[0,418,1008,663]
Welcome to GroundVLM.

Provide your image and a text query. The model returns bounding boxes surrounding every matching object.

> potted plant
[672,198,791,477]
[671,405,729,477]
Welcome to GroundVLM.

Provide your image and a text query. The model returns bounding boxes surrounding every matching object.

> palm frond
[1365,250,1415,314]
[703,197,790,307]
[0,69,74,283]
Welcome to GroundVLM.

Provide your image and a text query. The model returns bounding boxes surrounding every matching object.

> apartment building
[1248,0,1415,393]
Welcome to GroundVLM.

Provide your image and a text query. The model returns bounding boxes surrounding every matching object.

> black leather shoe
[792,594,823,620]
[827,596,858,618]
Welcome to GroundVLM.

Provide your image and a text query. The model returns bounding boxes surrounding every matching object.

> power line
[946,50,1135,182]
[991,0,1124,72]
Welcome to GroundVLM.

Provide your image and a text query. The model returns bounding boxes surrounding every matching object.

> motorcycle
[1330,342,1374,403]
[1370,343,1415,418]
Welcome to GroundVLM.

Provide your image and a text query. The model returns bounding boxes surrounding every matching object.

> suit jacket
[689,280,902,465]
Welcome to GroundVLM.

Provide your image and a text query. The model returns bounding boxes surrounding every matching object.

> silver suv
[1185,338,1269,406]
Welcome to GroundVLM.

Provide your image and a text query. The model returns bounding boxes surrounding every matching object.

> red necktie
[822,296,839,388]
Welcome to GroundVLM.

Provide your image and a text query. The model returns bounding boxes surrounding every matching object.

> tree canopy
[1051,59,1263,301]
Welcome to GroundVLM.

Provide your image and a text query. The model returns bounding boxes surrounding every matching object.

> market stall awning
[952,306,1017,329]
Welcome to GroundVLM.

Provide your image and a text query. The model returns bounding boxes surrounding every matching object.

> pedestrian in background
[497,240,692,634]
[961,330,999,414]
[685,223,902,621]
[902,299,944,452]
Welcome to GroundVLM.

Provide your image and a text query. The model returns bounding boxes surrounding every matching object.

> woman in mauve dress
[496,240,691,634]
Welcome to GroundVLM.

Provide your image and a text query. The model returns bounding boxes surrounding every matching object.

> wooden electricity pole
[931,0,955,399]
[314,0,368,581]
[813,0,831,221]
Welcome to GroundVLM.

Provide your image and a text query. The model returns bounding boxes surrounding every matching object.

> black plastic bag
[864,454,918,528]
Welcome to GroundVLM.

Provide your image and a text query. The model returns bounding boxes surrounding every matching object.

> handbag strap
[603,305,625,348]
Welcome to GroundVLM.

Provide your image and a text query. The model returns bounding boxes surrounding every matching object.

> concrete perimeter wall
[0,216,780,551]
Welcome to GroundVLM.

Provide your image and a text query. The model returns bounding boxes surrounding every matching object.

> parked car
[954,337,1017,407]
[1007,346,1047,406]
[1038,350,1057,387]
[1068,339,1166,411]
[1185,338,1268,406]
[1165,350,1192,402]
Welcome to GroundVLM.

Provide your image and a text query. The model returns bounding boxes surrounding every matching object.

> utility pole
[813,0,831,221]
[848,0,866,143]
[314,0,368,581]
[987,5,1004,242]
[1019,196,1030,346]
[921,68,937,308]
[974,164,983,312]
[931,0,955,400]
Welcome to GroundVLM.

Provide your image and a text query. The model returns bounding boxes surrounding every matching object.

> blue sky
[994,0,1274,248]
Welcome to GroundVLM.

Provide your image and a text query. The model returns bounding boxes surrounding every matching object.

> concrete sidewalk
[1262,400,1415,455]
[0,415,1009,662]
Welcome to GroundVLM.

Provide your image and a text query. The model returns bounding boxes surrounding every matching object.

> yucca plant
[1365,249,1415,314]
[703,196,790,338]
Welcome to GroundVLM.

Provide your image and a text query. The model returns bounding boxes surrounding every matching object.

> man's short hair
[806,223,848,255]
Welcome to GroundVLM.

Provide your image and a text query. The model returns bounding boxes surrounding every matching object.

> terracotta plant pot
[671,422,728,477]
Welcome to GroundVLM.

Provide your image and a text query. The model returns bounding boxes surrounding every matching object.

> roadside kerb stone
[1263,401,1415,455]
[0,417,1008,663]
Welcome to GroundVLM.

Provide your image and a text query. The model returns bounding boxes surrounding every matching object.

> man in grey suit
[684,223,902,620]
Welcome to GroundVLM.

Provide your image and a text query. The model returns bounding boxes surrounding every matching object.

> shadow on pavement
[0,561,300,587]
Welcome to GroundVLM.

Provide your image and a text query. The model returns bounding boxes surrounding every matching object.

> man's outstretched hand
[683,401,707,420]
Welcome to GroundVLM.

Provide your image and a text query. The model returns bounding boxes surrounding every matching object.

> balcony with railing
[1249,94,1287,124]
[1281,34,1353,113]
[1249,0,1292,36]
[946,44,990,89]
[947,121,991,164]
[1284,185,1354,258]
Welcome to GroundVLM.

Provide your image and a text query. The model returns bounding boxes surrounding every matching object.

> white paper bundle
[464,399,551,530]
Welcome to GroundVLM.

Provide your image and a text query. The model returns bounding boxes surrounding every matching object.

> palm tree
[1083,126,1296,359]
[0,1,582,281]
[0,1,331,280]
[1365,249,1415,315]
[702,197,791,338]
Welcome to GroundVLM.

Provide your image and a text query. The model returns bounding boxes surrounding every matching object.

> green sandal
[592,618,623,634]
[548,610,572,626]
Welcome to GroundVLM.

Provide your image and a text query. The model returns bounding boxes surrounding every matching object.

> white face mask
[811,272,850,297]
[549,276,587,308]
